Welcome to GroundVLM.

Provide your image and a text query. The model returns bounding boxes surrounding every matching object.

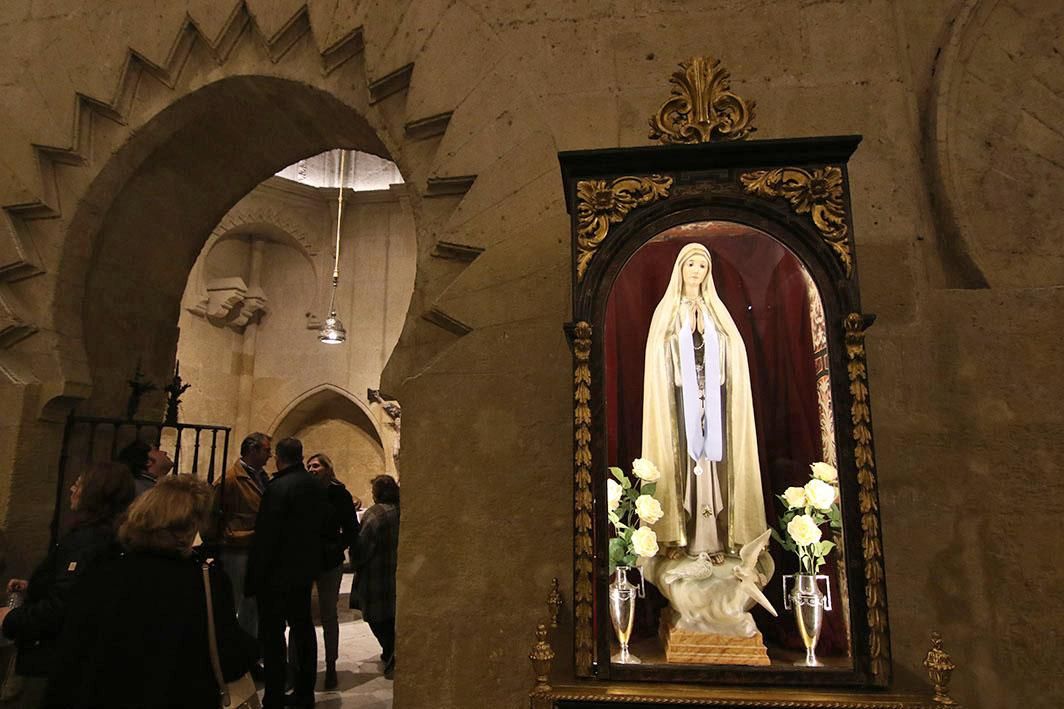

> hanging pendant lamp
[319,150,348,344]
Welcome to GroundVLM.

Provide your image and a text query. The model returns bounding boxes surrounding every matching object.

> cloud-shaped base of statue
[640,528,777,665]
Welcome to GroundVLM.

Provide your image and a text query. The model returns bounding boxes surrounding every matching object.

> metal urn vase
[783,573,832,667]
[608,566,643,664]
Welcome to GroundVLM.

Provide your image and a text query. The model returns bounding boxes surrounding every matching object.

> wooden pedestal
[659,616,771,666]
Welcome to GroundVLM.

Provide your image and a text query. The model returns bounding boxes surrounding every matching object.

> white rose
[804,478,837,511]
[787,514,823,547]
[631,458,661,483]
[782,486,807,509]
[607,479,622,512]
[634,494,664,525]
[810,462,838,483]
[631,526,660,557]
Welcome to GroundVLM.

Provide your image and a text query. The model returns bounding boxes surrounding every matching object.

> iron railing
[52,414,231,543]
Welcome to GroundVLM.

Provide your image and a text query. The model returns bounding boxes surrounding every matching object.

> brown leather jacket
[212,459,267,547]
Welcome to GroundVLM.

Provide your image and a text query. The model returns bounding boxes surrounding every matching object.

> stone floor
[257,573,393,708]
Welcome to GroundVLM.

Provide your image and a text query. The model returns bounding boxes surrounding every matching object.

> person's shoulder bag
[202,562,261,709]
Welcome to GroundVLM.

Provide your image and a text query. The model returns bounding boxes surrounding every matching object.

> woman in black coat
[0,462,133,704]
[44,475,256,708]
[302,453,359,690]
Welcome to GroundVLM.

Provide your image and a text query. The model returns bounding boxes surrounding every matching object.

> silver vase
[783,573,831,667]
[608,566,642,664]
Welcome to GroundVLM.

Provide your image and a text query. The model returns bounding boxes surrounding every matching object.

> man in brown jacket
[214,432,272,641]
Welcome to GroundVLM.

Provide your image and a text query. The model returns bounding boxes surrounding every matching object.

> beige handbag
[202,563,262,709]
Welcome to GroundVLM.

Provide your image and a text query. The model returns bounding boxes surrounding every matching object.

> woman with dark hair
[350,474,400,678]
[0,462,134,705]
[44,475,256,707]
[300,453,358,690]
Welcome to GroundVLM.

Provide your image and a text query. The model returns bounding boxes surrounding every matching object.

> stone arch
[0,3,481,418]
[185,206,321,327]
[0,5,483,556]
[268,383,389,503]
[927,0,1064,288]
[268,383,383,445]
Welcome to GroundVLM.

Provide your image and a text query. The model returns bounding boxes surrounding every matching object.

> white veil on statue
[641,242,766,553]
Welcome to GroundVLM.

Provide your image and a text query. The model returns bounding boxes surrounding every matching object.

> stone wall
[0,2,1061,708]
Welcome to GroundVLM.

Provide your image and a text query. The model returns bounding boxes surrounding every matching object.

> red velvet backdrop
[603,224,847,657]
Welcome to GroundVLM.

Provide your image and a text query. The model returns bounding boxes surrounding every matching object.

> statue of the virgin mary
[641,243,766,561]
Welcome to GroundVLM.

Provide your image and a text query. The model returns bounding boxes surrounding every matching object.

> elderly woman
[351,474,400,679]
[44,475,256,708]
[299,453,358,690]
[0,461,133,705]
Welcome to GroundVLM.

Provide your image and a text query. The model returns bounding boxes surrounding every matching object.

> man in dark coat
[351,474,400,678]
[246,437,326,708]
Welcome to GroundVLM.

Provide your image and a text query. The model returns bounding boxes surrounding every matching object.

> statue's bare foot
[665,546,685,560]
[709,552,725,565]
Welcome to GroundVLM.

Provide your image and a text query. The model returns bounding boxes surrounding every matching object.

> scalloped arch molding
[0,1,482,414]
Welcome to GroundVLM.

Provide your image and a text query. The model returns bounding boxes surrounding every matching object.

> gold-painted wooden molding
[740,166,853,277]
[572,321,594,674]
[575,177,672,281]
[844,313,890,679]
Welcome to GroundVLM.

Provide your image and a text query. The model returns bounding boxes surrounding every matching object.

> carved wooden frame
[560,136,892,689]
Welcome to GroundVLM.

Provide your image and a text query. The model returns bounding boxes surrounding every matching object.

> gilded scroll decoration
[572,321,594,674]
[844,313,890,680]
[648,56,757,144]
[741,167,853,276]
[576,176,672,281]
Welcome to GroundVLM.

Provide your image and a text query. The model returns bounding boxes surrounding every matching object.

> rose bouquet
[607,458,663,574]
[772,462,842,575]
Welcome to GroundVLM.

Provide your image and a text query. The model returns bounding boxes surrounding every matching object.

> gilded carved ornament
[923,632,959,706]
[572,321,595,674]
[649,56,757,144]
[844,313,890,679]
[575,177,672,281]
[741,167,853,277]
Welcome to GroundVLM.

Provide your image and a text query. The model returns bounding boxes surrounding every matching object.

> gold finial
[547,578,562,629]
[649,56,756,144]
[529,623,555,695]
[923,631,958,705]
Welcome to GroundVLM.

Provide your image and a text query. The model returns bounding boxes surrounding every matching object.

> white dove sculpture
[642,528,777,638]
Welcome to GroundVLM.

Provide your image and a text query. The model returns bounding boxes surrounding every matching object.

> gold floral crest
[741,166,853,276]
[649,56,757,144]
[575,176,672,281]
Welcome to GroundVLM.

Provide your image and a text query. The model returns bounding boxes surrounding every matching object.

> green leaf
[622,553,637,567]
[818,541,835,556]
[828,505,842,529]
[610,467,625,483]
[642,482,657,497]
[609,538,626,566]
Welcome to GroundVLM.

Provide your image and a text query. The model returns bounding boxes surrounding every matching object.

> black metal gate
[52,414,231,543]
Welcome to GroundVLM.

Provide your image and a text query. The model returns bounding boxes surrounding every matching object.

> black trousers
[367,617,395,662]
[258,583,316,706]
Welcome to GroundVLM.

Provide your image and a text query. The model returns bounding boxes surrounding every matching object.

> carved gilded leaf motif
[575,176,672,281]
[572,321,595,675]
[741,166,853,276]
[844,313,890,680]
[649,56,757,144]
